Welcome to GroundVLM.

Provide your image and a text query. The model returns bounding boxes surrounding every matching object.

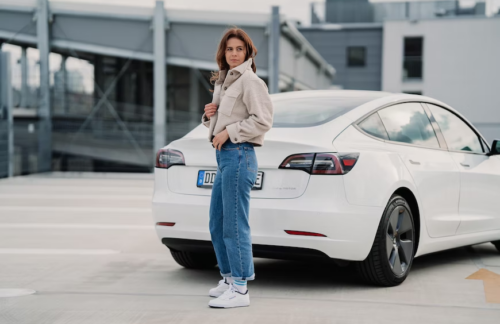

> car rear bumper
[152,168,384,261]
[163,237,332,261]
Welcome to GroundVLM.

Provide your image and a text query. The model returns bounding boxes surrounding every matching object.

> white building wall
[382,17,500,142]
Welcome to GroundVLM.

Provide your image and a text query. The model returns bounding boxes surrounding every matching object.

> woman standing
[201,27,274,308]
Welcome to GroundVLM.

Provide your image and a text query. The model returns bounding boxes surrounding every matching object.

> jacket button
[230,72,233,75]
[224,87,227,90]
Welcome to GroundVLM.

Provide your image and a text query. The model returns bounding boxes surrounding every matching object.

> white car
[152,90,500,286]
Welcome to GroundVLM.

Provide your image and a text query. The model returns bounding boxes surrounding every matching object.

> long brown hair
[210,27,258,84]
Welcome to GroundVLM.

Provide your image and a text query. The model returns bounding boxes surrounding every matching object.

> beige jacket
[201,58,274,147]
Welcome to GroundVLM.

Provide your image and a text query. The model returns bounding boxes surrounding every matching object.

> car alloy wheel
[356,194,416,286]
[386,205,414,276]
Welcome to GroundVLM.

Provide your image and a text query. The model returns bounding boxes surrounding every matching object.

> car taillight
[337,153,359,174]
[155,148,185,169]
[279,153,359,175]
[279,153,315,173]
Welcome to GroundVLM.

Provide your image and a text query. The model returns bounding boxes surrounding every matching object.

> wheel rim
[386,206,414,276]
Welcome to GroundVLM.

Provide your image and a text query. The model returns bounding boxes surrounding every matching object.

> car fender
[333,126,429,256]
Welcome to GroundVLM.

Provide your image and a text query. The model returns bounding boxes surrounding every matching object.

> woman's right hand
[204,103,218,119]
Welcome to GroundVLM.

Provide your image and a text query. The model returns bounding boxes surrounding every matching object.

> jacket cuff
[225,123,241,144]
[201,113,210,128]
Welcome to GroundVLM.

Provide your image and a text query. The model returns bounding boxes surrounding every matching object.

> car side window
[377,102,440,148]
[358,112,390,140]
[427,104,484,154]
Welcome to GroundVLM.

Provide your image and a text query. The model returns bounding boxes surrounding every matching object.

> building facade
[300,24,383,91]
[301,0,500,142]
[0,0,334,176]
[382,16,500,142]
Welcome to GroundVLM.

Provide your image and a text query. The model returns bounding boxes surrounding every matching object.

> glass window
[358,113,389,140]
[403,37,423,80]
[427,104,483,153]
[271,93,388,128]
[347,47,366,67]
[378,103,440,148]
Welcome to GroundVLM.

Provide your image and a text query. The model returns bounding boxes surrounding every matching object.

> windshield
[271,93,386,128]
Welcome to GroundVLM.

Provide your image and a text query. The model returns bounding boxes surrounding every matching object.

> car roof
[269,89,485,139]
[340,92,461,123]
[270,90,462,123]
[270,89,393,101]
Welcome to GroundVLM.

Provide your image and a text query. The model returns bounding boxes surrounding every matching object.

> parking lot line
[0,223,153,230]
[0,206,151,213]
[0,248,121,255]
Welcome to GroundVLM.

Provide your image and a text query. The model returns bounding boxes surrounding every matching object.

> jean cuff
[220,272,232,278]
[231,273,255,281]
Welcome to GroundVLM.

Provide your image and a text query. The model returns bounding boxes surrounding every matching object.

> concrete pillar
[60,55,68,114]
[153,1,166,155]
[268,6,280,94]
[0,51,14,178]
[93,55,103,104]
[20,47,29,108]
[36,0,52,173]
[189,68,200,130]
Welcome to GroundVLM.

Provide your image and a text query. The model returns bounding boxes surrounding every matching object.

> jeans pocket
[221,142,239,151]
[245,149,257,172]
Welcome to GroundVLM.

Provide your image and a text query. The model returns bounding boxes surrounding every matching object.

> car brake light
[156,148,185,169]
[279,153,359,175]
[312,153,342,175]
[338,153,359,173]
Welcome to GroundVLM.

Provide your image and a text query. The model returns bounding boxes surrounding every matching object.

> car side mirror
[488,139,500,156]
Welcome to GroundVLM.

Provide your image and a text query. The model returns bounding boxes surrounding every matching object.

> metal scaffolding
[0,51,13,178]
[0,0,334,176]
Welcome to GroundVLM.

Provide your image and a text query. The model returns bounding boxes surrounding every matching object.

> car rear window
[271,94,385,128]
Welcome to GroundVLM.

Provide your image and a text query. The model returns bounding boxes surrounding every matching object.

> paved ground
[1,172,500,324]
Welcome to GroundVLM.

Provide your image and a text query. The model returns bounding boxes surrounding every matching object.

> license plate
[197,170,264,190]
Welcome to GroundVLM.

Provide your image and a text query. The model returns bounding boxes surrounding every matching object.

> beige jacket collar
[232,57,253,75]
[215,58,253,84]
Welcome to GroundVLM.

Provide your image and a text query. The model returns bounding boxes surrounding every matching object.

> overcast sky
[51,0,498,27]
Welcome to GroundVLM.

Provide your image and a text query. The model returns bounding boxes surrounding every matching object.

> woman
[201,27,274,309]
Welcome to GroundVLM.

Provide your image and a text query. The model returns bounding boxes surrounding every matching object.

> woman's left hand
[213,129,230,151]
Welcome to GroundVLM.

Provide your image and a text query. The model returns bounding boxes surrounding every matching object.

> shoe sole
[209,294,221,298]
[209,304,250,309]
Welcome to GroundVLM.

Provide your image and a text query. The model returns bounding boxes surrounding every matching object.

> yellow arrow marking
[466,268,500,304]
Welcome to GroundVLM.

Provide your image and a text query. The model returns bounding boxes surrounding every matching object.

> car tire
[170,249,217,269]
[492,241,500,253]
[356,194,416,287]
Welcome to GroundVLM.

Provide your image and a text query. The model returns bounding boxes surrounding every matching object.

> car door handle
[460,163,470,167]
[409,160,421,165]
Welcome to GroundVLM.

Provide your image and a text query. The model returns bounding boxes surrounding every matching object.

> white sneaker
[209,279,230,298]
[208,284,250,308]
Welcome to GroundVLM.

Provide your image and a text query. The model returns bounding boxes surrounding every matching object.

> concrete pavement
[1,172,499,324]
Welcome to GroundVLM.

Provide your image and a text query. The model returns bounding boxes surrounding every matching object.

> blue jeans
[209,140,258,281]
